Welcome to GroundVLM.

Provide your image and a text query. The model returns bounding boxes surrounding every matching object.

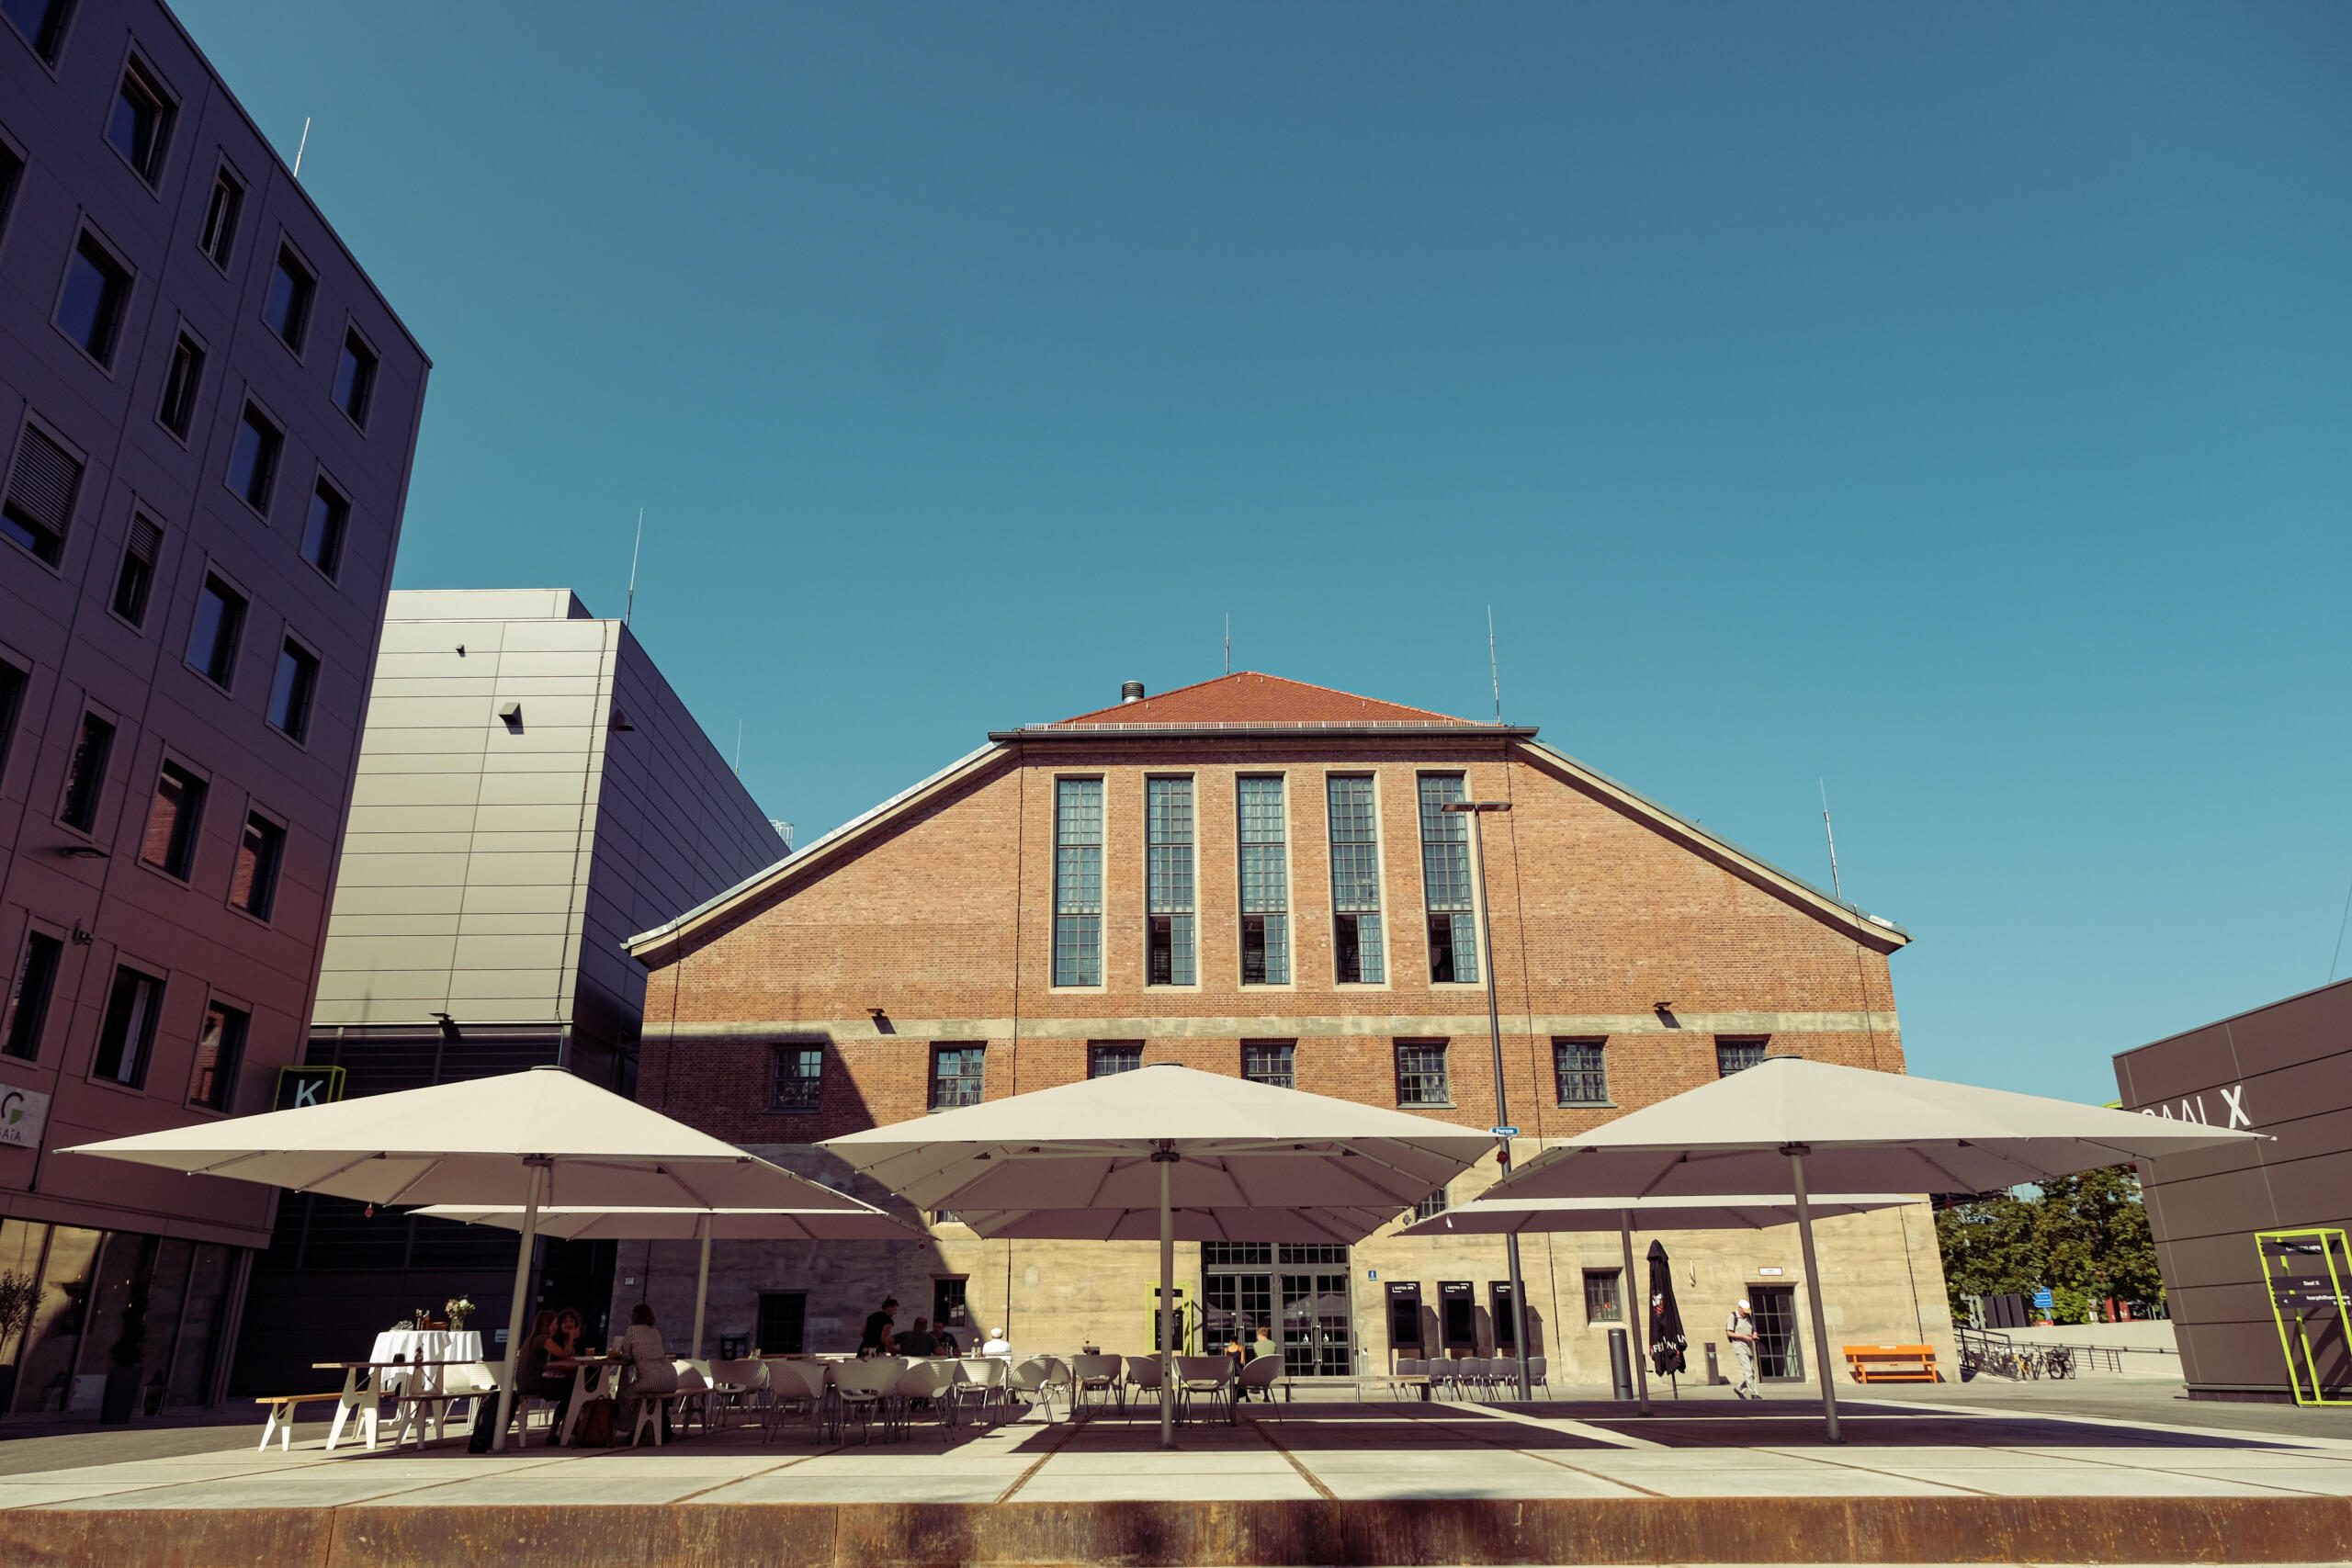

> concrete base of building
[3,1495,2348,1565]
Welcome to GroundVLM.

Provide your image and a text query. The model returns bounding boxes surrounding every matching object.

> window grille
[1202,1243,1273,1268]
[1089,1041,1142,1077]
[1052,779,1102,986]
[932,1043,985,1109]
[1241,1040,1294,1089]
[1583,1269,1623,1323]
[1717,1038,1769,1077]
[771,1044,823,1112]
[1412,1185,1448,1222]
[1555,1039,1608,1106]
[1238,776,1290,984]
[1146,777,1194,986]
[1278,1244,1348,1266]
[1418,774,1478,983]
[1327,775,1385,983]
[1395,1040,1449,1106]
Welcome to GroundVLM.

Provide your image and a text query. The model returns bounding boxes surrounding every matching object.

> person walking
[1724,1298,1760,1399]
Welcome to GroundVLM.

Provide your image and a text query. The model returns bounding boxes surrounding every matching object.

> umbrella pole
[1158,1150,1176,1450]
[690,1215,711,1362]
[491,1158,548,1452]
[1620,1211,1650,1416]
[1787,1147,1841,1443]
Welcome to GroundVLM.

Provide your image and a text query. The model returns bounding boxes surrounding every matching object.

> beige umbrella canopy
[418,1204,920,1359]
[1486,1056,2266,1438]
[823,1063,1495,1448]
[65,1066,864,1448]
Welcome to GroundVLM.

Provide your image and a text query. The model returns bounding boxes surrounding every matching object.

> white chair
[1235,1354,1283,1413]
[708,1358,767,1430]
[832,1357,899,1444]
[893,1359,961,1437]
[1427,1358,1459,1400]
[1490,1357,1523,1400]
[1526,1356,1550,1397]
[1068,1354,1123,1421]
[1007,1358,1067,1422]
[1174,1355,1234,1426]
[1460,1356,1491,1400]
[950,1357,1007,1424]
[1121,1356,1164,1421]
[667,1360,717,1434]
[761,1359,827,1442]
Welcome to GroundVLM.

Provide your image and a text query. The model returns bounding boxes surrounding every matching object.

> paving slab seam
[1982,1445,2339,1498]
[1454,1398,1670,1450]
[1748,1446,1997,1498]
[665,1449,831,1504]
[1244,1412,1340,1500]
[992,1416,1078,1503]
[1860,1394,2352,1453]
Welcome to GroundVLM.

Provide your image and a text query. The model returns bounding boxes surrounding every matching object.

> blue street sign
[1491,1126,1519,1137]
[2031,1287,2054,1311]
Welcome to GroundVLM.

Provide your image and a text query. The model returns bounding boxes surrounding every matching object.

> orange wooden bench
[1842,1343,1940,1383]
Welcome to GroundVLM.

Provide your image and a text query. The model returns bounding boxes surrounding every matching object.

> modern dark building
[0,0,427,1416]
[2115,978,2352,1402]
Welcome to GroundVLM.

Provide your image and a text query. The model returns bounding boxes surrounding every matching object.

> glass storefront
[0,1218,240,1416]
[1203,1242,1354,1377]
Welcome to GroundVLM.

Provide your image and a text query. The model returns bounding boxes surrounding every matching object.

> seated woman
[616,1302,679,1442]
[516,1308,577,1441]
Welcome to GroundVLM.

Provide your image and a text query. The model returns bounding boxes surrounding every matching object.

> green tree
[1936,1190,2043,1316]
[1934,1164,2162,1320]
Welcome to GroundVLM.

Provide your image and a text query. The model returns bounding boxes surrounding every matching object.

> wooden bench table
[1842,1343,1940,1382]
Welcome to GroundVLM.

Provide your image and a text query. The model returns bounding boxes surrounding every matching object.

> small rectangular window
[106,60,173,184]
[187,999,246,1111]
[1555,1039,1609,1106]
[1583,1269,1623,1324]
[263,247,313,351]
[1238,776,1289,985]
[267,638,317,741]
[57,233,130,366]
[198,167,241,267]
[227,404,281,513]
[2,930,62,1062]
[158,333,204,437]
[0,142,22,241]
[1146,777,1194,986]
[932,1277,969,1334]
[141,760,206,880]
[300,479,347,578]
[58,711,112,830]
[94,964,163,1086]
[0,660,26,783]
[1,0,74,63]
[1241,1040,1294,1089]
[1412,1184,1448,1222]
[112,513,161,626]
[1418,774,1479,984]
[756,1292,806,1356]
[769,1043,822,1113]
[1088,1041,1142,1077]
[1395,1039,1450,1107]
[230,811,284,920]
[931,1043,984,1110]
[1052,778,1102,986]
[4,423,84,564]
[1717,1038,1769,1077]
[1328,774,1385,983]
[187,574,245,686]
[334,333,377,425]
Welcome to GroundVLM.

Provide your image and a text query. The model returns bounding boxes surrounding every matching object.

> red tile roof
[1046,672,1482,728]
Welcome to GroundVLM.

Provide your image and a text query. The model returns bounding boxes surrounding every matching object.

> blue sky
[178,1,2351,1102]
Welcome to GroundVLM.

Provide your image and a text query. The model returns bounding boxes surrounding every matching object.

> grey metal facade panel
[0,0,427,1247]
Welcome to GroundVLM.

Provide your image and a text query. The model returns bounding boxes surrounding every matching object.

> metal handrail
[1957,1324,2177,1380]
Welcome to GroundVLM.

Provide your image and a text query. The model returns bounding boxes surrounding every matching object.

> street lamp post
[1442,799,1531,1402]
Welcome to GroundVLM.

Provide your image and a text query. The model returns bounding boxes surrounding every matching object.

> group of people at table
[856,1295,1285,1404]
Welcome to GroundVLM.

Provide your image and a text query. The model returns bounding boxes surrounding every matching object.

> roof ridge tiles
[1047,671,1480,728]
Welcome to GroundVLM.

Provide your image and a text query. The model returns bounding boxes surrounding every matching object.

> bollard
[1705,1341,1722,1386]
[1607,1327,1634,1400]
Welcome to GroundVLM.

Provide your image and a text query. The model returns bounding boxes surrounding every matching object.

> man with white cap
[1725,1298,1760,1399]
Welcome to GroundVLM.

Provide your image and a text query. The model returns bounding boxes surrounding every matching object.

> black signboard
[1439,1280,1476,1347]
[1386,1281,1422,1348]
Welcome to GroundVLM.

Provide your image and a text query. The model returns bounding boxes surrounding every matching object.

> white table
[369,1328,483,1393]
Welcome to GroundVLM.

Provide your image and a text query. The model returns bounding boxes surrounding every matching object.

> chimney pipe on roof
[1122,682,1146,704]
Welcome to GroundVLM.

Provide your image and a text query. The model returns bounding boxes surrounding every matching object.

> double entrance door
[1202,1244,1353,1378]
[1750,1284,1805,1380]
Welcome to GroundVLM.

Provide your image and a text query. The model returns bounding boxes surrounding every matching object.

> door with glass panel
[1751,1284,1804,1380]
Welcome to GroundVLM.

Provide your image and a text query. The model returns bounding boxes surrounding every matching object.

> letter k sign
[2220,1084,2251,1130]
[293,1080,320,1108]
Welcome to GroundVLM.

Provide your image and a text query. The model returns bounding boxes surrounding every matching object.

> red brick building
[624,674,1951,1383]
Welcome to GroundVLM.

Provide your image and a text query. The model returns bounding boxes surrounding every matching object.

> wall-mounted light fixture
[496,701,523,731]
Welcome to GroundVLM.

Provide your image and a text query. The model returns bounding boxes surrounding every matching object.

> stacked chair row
[1390,1356,1550,1401]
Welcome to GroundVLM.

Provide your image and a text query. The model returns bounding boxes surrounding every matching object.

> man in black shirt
[897,1316,938,1358]
[859,1296,899,1355]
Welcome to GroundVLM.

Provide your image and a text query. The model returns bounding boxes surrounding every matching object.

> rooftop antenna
[733,719,743,776]
[624,508,644,626]
[292,117,311,178]
[1224,614,1230,675]
[1487,605,1503,724]
[1819,778,1844,903]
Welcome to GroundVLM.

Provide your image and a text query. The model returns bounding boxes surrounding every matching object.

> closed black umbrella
[1645,1238,1688,1379]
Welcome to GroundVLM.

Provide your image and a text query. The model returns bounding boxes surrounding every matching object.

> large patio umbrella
[1483,1055,2267,1439]
[1400,1192,1918,1413]
[418,1203,920,1359]
[1646,1239,1688,1382]
[820,1062,1496,1449]
[63,1066,865,1449]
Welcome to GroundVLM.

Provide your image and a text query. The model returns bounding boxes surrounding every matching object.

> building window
[263,247,313,351]
[1328,774,1385,983]
[757,1292,807,1355]
[300,479,349,579]
[112,513,161,626]
[230,811,284,920]
[0,142,22,243]
[267,639,318,741]
[931,1043,984,1110]
[770,1044,822,1113]
[1089,1041,1142,1077]
[141,761,206,880]
[198,167,241,267]
[1583,1269,1623,1324]
[1146,776,1194,986]
[0,660,24,782]
[106,60,173,184]
[56,233,130,367]
[3,423,81,565]
[1555,1039,1608,1106]
[1412,1184,1448,1222]
[334,333,377,425]
[187,574,245,687]
[2,0,73,62]
[1395,1039,1450,1107]
[227,403,281,513]
[1052,778,1102,986]
[1238,775,1289,984]
[57,711,113,830]
[94,965,163,1087]
[157,333,204,437]
[932,1277,969,1336]
[1717,1038,1769,1077]
[3,930,62,1062]
[1241,1040,1294,1089]
[1418,773,1480,983]
[187,1000,246,1111]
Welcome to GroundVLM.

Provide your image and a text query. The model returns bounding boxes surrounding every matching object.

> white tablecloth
[369,1329,482,1393]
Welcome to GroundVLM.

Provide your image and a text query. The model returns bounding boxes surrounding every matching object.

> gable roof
[1039,671,1487,730]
